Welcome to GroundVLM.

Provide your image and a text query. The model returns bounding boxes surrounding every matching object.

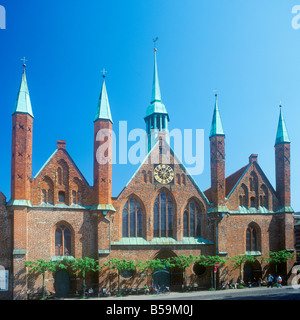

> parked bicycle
[156,284,170,295]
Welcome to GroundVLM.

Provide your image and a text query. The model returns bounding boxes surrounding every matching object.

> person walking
[277,275,282,288]
[267,274,274,288]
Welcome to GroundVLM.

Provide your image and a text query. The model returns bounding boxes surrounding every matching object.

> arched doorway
[243,259,262,284]
[153,248,183,291]
[54,269,70,297]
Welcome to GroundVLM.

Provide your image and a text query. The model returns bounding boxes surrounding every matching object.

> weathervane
[153,37,158,52]
[213,89,218,98]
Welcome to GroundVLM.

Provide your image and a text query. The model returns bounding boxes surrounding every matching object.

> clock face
[153,164,175,185]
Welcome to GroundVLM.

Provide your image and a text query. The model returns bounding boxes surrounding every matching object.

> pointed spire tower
[144,46,169,152]
[275,103,291,209]
[11,60,33,204]
[93,70,115,212]
[209,94,226,209]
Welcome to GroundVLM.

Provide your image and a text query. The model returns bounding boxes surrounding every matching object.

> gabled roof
[204,164,249,202]
[34,148,89,186]
[122,139,210,205]
[204,159,277,203]
[13,69,34,118]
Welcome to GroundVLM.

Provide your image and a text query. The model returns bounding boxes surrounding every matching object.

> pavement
[71,285,299,300]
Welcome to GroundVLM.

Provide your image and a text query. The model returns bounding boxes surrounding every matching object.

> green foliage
[25,259,62,299]
[262,250,294,273]
[67,257,100,298]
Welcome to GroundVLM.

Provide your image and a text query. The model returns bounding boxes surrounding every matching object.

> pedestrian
[267,274,274,288]
[277,275,282,288]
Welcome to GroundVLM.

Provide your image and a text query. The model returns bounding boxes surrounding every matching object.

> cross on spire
[153,37,158,52]
[101,68,107,78]
[21,57,28,68]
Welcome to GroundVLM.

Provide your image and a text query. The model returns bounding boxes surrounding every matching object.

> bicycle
[156,285,170,295]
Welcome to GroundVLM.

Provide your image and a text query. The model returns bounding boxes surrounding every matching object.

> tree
[68,257,100,299]
[137,258,171,286]
[263,250,295,275]
[196,255,226,290]
[105,258,136,295]
[229,254,255,284]
[168,255,196,289]
[25,259,67,300]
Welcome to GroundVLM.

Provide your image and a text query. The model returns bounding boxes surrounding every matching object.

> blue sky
[0,0,300,211]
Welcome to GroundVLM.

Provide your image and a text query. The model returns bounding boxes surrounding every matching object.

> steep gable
[31,141,91,206]
[225,155,279,212]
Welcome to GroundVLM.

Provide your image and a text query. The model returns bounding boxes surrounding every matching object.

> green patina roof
[275,108,290,145]
[145,51,169,119]
[94,77,113,123]
[13,69,34,118]
[209,96,224,138]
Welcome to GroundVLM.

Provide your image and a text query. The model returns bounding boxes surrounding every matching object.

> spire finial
[280,100,282,108]
[213,89,218,99]
[101,68,107,78]
[21,57,28,69]
[153,37,158,52]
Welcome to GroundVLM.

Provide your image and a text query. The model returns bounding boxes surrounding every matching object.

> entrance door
[153,267,171,288]
[54,270,70,297]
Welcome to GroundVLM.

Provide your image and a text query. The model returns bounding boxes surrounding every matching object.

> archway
[153,248,183,291]
[243,259,262,285]
[54,269,70,297]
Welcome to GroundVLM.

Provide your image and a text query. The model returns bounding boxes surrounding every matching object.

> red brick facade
[0,70,296,300]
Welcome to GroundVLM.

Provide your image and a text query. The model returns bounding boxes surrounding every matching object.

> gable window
[122,198,143,238]
[42,189,47,203]
[58,191,65,203]
[153,191,173,238]
[183,199,202,237]
[55,225,72,256]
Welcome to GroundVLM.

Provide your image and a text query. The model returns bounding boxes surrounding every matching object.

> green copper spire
[209,94,224,138]
[145,49,169,118]
[94,73,113,123]
[151,50,162,103]
[275,105,290,145]
[13,68,34,118]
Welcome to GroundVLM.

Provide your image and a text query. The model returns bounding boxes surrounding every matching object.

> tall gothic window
[153,191,173,238]
[122,198,143,238]
[246,225,258,252]
[55,225,72,256]
[183,199,202,237]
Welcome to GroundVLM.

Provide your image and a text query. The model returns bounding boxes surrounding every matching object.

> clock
[153,164,175,185]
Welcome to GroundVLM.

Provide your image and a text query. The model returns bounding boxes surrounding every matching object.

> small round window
[193,263,206,276]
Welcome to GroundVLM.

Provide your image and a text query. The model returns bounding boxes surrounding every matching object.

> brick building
[0,51,296,299]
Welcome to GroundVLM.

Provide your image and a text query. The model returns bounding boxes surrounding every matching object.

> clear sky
[0,0,299,211]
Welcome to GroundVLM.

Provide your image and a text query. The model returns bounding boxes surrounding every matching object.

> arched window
[142,170,147,183]
[57,167,62,185]
[183,199,202,237]
[239,184,248,208]
[153,190,173,238]
[55,225,72,256]
[122,198,143,238]
[246,225,259,252]
[42,189,47,203]
[58,191,65,203]
[260,184,269,209]
[249,172,258,192]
